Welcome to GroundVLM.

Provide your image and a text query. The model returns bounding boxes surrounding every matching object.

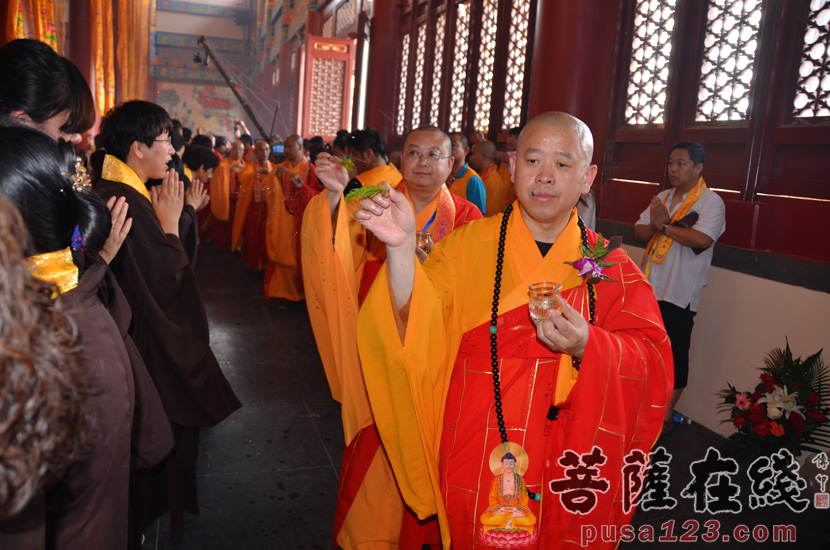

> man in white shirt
[634,141,726,432]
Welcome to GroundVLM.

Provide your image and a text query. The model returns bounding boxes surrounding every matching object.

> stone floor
[142,243,828,550]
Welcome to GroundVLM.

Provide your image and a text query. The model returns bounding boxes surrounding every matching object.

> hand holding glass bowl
[528,282,562,321]
[416,231,434,254]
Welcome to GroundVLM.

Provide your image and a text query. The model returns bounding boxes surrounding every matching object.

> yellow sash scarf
[102,154,152,202]
[642,176,707,278]
[27,247,79,297]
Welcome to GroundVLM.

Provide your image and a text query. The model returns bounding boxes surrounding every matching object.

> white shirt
[637,187,726,311]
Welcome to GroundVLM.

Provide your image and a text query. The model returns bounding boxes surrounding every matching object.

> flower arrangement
[564,234,621,284]
[718,343,829,468]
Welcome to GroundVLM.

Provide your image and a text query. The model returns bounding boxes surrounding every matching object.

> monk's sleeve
[300,193,373,445]
[573,251,673,450]
[543,250,673,545]
[357,245,459,519]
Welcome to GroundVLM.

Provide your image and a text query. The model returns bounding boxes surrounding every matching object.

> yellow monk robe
[301,183,481,550]
[498,161,516,207]
[481,163,504,216]
[263,158,314,301]
[357,207,672,549]
[209,157,245,251]
[231,159,271,268]
[355,163,402,188]
[210,157,234,222]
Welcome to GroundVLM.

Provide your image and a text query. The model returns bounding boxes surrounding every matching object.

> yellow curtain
[6,0,25,41]
[6,1,58,49]
[29,0,57,51]
[116,0,151,101]
[92,0,115,115]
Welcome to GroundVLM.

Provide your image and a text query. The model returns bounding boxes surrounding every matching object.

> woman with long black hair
[0,124,173,549]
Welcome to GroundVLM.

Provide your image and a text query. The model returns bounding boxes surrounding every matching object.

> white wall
[624,244,830,442]
[156,11,243,40]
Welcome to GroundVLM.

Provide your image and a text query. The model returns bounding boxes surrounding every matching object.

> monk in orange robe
[496,127,520,207]
[263,134,317,301]
[353,112,672,549]
[301,126,482,550]
[470,139,505,216]
[341,128,402,196]
[446,132,486,215]
[231,141,271,270]
[209,140,245,251]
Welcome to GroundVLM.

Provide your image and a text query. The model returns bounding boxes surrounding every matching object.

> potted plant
[718,343,829,471]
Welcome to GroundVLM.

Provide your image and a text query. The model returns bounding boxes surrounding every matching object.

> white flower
[758,386,803,420]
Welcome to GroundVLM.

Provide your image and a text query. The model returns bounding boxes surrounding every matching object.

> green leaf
[345,186,389,201]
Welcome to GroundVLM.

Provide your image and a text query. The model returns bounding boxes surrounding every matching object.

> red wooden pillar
[526,0,620,172]
[277,40,293,138]
[1,0,14,45]
[67,0,99,132]
[363,0,397,140]
[306,8,322,37]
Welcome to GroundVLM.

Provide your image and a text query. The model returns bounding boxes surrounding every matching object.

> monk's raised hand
[353,182,415,250]
[185,179,210,212]
[532,298,589,358]
[99,196,132,264]
[152,169,183,237]
[314,152,349,195]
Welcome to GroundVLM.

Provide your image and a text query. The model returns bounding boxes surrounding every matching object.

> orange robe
[300,183,482,550]
[355,163,403,188]
[210,157,245,251]
[263,158,315,301]
[357,207,672,549]
[481,163,505,216]
[232,160,271,270]
[498,161,516,207]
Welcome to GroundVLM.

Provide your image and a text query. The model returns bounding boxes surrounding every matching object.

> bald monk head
[399,126,454,196]
[253,140,270,163]
[229,140,245,161]
[284,134,304,165]
[508,112,597,240]
[469,140,497,174]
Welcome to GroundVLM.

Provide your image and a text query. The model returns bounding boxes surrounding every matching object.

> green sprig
[340,157,356,172]
[345,186,389,201]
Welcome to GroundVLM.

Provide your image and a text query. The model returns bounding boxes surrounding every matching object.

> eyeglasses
[154,138,172,144]
[401,150,452,163]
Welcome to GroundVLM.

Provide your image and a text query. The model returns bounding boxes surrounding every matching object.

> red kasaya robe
[357,207,673,550]
[263,158,317,301]
[300,183,481,549]
[232,159,272,270]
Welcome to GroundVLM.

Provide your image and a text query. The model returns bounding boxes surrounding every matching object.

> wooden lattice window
[449,1,471,133]
[624,0,676,125]
[309,58,346,135]
[322,17,334,38]
[430,12,447,126]
[396,33,411,135]
[695,0,764,122]
[473,0,499,131]
[337,0,357,35]
[502,0,530,129]
[793,0,830,118]
[410,23,428,128]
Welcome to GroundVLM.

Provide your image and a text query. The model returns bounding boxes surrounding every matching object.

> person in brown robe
[94,100,242,544]
[0,196,87,550]
[0,125,174,549]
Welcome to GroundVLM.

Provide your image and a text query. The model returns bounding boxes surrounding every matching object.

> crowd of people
[0,36,725,550]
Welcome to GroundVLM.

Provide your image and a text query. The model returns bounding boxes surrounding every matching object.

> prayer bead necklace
[489,206,596,499]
